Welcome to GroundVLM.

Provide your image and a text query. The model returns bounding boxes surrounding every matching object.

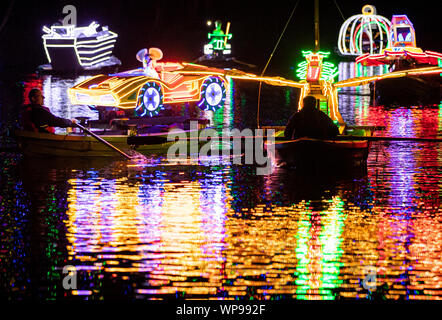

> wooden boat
[13,129,185,157]
[265,126,375,170]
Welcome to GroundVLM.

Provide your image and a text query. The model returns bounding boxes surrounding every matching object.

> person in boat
[21,88,75,134]
[136,47,163,79]
[284,95,339,140]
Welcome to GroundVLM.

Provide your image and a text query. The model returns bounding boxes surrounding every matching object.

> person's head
[302,95,317,111]
[29,88,44,105]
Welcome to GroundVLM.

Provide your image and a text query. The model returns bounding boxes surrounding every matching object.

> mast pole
[314,0,320,52]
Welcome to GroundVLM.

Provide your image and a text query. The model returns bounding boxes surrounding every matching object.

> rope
[0,0,15,34]
[333,0,346,21]
[257,0,300,128]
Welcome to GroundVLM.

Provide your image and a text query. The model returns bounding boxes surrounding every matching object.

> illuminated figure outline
[204,20,232,56]
[338,5,392,56]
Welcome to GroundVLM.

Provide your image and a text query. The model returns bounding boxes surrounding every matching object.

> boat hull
[265,126,375,170]
[372,75,441,106]
[14,130,175,157]
[269,138,371,170]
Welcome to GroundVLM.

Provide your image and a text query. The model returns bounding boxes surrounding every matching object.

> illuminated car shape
[68,62,228,116]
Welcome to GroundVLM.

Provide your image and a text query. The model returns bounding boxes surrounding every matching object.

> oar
[74,122,133,159]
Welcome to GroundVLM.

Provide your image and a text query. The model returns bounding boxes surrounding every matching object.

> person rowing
[284,95,339,140]
[21,88,76,134]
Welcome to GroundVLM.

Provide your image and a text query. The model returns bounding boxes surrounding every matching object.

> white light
[99,94,116,104]
[77,44,115,55]
[75,92,91,103]
[337,9,392,56]
[75,39,116,49]
[78,50,112,62]
[42,26,51,34]
[42,24,118,67]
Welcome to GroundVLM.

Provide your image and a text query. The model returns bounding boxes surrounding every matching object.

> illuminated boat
[355,15,442,105]
[69,62,230,116]
[195,21,257,71]
[40,21,120,73]
[68,57,305,119]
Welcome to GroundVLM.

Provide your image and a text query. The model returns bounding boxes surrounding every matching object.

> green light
[295,51,338,81]
[294,198,346,300]
[302,50,330,57]
[204,21,232,55]
[321,62,339,81]
[439,59,442,77]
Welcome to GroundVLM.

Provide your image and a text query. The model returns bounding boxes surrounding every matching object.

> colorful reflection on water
[0,62,441,300]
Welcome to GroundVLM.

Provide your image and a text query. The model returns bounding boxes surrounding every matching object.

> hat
[136,48,163,62]
[149,47,163,61]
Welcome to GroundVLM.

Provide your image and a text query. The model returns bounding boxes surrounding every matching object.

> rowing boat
[13,129,177,157]
[265,126,375,170]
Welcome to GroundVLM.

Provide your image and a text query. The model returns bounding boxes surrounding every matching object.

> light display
[356,14,442,68]
[69,62,232,114]
[294,51,343,125]
[42,21,118,69]
[203,21,232,56]
[334,66,442,88]
[337,5,392,56]
[389,15,415,48]
[69,47,440,122]
[439,59,442,77]
[197,77,227,112]
[356,50,442,67]
[296,51,338,82]
[69,61,309,117]
[135,81,164,117]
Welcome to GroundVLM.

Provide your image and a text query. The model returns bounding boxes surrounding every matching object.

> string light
[296,51,338,82]
[338,5,391,56]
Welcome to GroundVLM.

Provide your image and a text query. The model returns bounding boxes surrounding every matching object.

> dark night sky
[0,0,440,78]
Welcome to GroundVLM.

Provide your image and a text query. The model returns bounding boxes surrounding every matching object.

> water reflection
[5,154,435,301]
[364,106,442,300]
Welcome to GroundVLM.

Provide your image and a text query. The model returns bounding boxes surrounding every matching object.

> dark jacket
[22,104,73,133]
[284,105,339,139]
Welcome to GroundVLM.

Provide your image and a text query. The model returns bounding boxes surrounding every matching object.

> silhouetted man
[284,95,339,140]
[21,88,75,133]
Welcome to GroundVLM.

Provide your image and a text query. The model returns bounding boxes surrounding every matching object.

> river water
[0,62,441,300]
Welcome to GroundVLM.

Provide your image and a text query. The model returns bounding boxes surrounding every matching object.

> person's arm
[284,114,297,139]
[320,113,339,137]
[33,107,74,128]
